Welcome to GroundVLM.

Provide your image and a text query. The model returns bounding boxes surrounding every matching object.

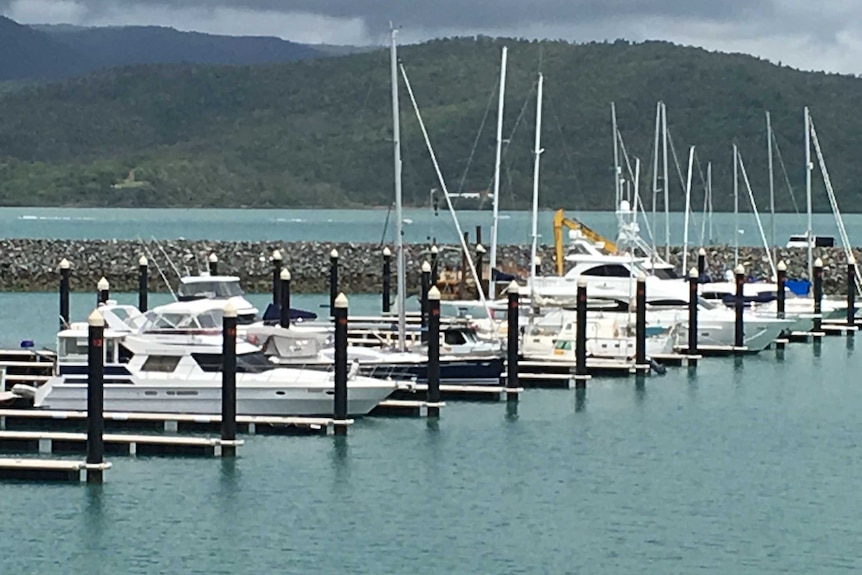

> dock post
[506,281,520,402]
[333,293,349,435]
[427,286,441,417]
[575,277,587,387]
[847,255,856,328]
[59,258,71,328]
[430,244,439,285]
[279,268,291,329]
[420,261,431,335]
[382,247,392,313]
[635,272,647,371]
[208,252,219,275]
[138,255,148,312]
[221,302,238,457]
[329,249,339,318]
[697,248,706,280]
[87,309,105,484]
[97,277,110,305]
[813,257,823,332]
[734,264,745,352]
[687,267,699,358]
[476,244,486,298]
[776,261,787,318]
[271,249,282,309]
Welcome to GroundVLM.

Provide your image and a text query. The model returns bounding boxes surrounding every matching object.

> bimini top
[142,299,230,333]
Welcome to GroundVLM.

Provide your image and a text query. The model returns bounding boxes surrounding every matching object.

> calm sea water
[0,206,857,246]
[0,273,861,570]
[0,290,859,573]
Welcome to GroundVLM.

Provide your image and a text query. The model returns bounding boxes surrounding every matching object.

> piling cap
[383,246,391,257]
[138,255,148,266]
[698,247,706,256]
[814,257,823,268]
[428,285,441,300]
[533,255,542,266]
[689,267,699,279]
[335,292,349,308]
[271,249,282,261]
[850,254,857,265]
[735,264,745,275]
[636,271,647,282]
[421,261,431,273]
[476,243,487,254]
[88,308,105,327]
[223,301,237,318]
[430,244,439,255]
[97,277,109,291]
[330,248,339,259]
[507,280,520,294]
[280,268,291,281]
[577,277,587,288]
[208,253,218,263]
[59,258,70,270]
[777,260,787,272]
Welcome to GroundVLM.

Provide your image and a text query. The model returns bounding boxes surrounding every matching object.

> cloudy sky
[3,0,861,74]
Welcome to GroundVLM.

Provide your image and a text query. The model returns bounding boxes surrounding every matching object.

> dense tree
[0,36,859,211]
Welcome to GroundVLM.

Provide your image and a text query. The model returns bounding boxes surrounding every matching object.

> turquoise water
[0,325,859,572]
[0,290,861,572]
[0,206,856,246]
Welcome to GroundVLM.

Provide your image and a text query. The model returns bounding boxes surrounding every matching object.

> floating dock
[0,409,351,436]
[0,430,241,457]
[0,458,110,482]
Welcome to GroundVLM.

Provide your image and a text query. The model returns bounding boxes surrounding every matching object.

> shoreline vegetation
[2,37,862,211]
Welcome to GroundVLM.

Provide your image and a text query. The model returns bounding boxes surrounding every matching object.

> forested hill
[1,36,861,210]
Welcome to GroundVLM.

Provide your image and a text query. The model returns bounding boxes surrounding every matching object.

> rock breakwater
[0,239,857,295]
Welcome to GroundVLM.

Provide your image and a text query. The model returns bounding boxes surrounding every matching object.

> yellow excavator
[553,209,617,275]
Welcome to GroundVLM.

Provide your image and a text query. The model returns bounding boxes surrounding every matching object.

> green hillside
[0,36,860,211]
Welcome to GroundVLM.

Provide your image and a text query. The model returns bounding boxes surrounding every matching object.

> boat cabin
[176,274,259,323]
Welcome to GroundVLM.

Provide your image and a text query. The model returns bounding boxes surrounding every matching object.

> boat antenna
[138,238,177,300]
[151,236,183,284]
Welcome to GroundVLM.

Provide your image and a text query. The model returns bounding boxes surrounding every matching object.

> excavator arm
[552,209,617,275]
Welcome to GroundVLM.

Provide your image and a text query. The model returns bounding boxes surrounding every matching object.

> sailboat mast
[390,27,406,350]
[651,102,660,261]
[804,105,813,280]
[767,111,776,264]
[707,161,713,243]
[733,143,739,267]
[530,74,544,281]
[682,146,694,275]
[489,46,508,295]
[612,102,620,210]
[661,102,670,260]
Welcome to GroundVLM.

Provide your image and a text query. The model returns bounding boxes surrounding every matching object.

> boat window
[553,340,573,351]
[582,264,631,277]
[651,268,681,280]
[443,330,467,345]
[178,280,244,300]
[141,355,181,372]
[196,310,224,329]
[118,344,134,363]
[59,336,89,357]
[192,351,275,373]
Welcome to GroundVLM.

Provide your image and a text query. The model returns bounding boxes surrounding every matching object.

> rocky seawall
[0,239,857,295]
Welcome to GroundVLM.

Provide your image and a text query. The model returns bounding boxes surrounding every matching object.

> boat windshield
[142,309,224,331]
[178,280,244,300]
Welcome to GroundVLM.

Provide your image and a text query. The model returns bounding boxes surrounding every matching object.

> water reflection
[330,436,350,484]
[813,339,822,359]
[574,388,587,412]
[505,400,519,421]
[846,333,855,354]
[634,375,646,403]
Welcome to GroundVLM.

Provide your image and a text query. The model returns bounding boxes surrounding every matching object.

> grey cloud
[9,0,777,33]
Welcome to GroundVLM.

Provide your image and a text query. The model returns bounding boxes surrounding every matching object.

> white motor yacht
[19,304,397,417]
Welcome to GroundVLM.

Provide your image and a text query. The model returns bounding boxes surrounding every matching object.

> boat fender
[347,359,360,380]
[649,358,667,375]
[10,384,37,399]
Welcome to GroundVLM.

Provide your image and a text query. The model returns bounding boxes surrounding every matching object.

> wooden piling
[333,293,349,435]
[221,302,238,457]
[86,309,105,483]
[427,286,441,417]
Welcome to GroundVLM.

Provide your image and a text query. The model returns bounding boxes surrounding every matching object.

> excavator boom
[552,209,617,275]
